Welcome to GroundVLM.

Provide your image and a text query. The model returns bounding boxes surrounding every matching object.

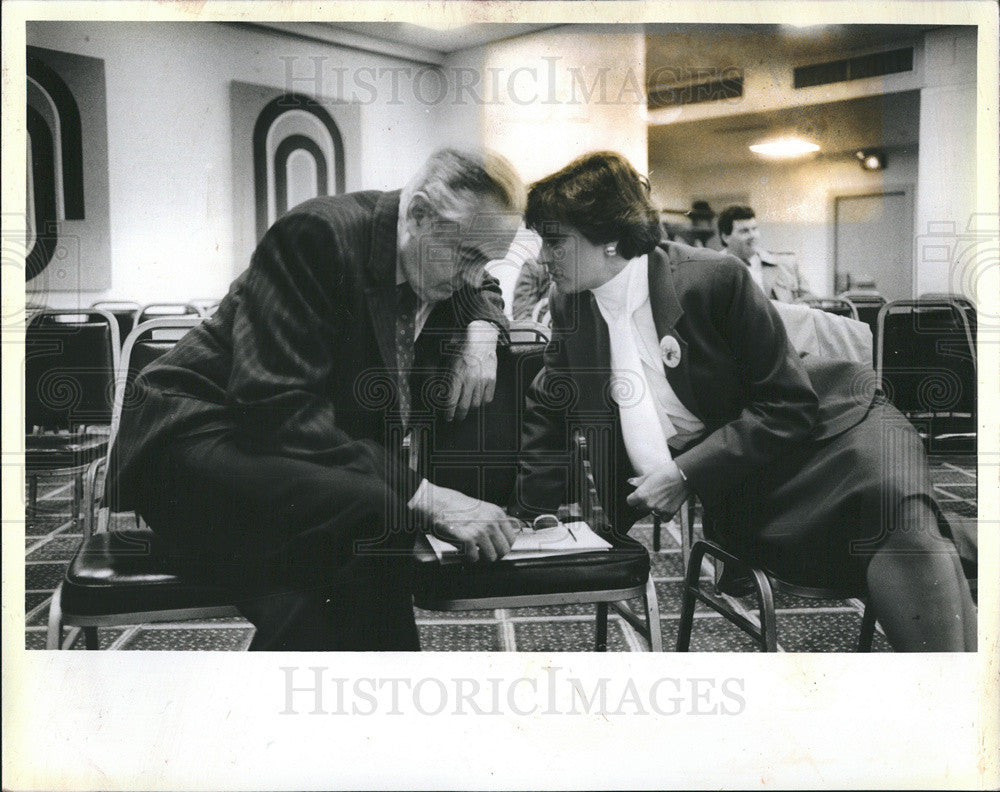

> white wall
[25,22,441,307]
[915,27,978,297]
[650,148,918,295]
[440,25,648,183]
[439,25,648,313]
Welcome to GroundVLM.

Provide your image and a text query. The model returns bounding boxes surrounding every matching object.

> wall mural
[230,81,361,271]
[26,46,111,294]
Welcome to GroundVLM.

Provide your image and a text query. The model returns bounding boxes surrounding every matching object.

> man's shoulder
[280,190,388,227]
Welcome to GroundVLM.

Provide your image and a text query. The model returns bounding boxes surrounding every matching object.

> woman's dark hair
[525,151,661,259]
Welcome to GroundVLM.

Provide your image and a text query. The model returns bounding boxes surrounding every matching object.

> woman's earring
[604,244,618,257]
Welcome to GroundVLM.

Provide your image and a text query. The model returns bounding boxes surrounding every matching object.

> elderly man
[718,205,818,303]
[105,149,525,650]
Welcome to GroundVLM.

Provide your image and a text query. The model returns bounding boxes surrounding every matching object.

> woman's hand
[626,460,690,519]
[447,320,499,421]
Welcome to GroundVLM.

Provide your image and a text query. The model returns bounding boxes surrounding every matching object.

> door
[834,189,914,301]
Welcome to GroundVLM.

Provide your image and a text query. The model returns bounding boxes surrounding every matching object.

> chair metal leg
[595,602,608,651]
[749,568,778,652]
[680,500,692,569]
[28,474,38,518]
[82,627,100,650]
[858,602,876,652]
[652,514,661,552]
[46,582,64,650]
[72,471,83,527]
[676,541,708,651]
[643,575,663,651]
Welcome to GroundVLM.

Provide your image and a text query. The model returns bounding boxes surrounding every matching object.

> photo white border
[3,2,997,789]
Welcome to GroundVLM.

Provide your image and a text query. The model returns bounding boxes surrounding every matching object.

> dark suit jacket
[513,241,876,532]
[106,190,507,513]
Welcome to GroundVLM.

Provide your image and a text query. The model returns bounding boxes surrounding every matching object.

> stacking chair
[26,310,119,526]
[135,302,202,325]
[843,292,887,363]
[508,318,551,344]
[918,293,977,346]
[877,299,977,456]
[676,536,875,652]
[802,297,859,320]
[47,316,239,649]
[91,301,141,347]
[411,342,662,651]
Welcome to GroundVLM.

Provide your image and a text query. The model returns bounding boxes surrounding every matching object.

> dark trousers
[135,428,420,651]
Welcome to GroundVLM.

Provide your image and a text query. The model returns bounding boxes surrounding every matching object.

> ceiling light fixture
[856,149,887,171]
[748,138,821,158]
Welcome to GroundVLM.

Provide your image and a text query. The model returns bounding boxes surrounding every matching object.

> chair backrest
[92,301,142,347]
[135,302,202,325]
[509,319,551,344]
[844,295,887,364]
[802,297,858,320]
[25,310,119,431]
[418,342,548,507]
[876,299,976,447]
[919,293,977,342]
[110,316,204,443]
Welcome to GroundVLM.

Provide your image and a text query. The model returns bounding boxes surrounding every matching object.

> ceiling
[648,90,920,170]
[322,21,561,55]
[645,24,943,87]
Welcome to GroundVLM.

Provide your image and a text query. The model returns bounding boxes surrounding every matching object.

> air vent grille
[794,47,913,89]
[648,71,743,108]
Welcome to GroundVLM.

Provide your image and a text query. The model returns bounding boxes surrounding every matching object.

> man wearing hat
[685,200,719,248]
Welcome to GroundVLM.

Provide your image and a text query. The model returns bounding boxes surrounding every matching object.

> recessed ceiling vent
[648,70,743,109]
[794,47,913,89]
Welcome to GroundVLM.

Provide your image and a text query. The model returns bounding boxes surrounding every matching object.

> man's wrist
[467,319,501,343]
[407,478,435,514]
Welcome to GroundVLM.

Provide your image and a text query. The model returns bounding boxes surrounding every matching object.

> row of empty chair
[90,300,220,347]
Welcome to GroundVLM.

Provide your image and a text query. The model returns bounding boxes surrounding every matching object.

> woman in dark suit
[514,151,976,651]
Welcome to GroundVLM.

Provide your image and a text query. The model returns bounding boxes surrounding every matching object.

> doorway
[834,188,914,301]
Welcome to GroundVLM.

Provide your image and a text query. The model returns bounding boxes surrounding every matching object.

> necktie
[395,283,418,426]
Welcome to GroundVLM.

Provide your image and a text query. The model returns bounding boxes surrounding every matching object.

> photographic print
[4,2,998,789]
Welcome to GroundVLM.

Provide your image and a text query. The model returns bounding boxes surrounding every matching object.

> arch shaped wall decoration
[25,46,111,294]
[231,81,361,273]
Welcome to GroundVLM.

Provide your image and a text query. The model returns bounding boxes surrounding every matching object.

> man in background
[511,256,551,321]
[718,204,818,303]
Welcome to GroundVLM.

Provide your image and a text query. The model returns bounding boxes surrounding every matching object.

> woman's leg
[866,497,976,651]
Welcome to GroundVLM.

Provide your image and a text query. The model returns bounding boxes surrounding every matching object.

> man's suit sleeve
[228,210,423,501]
[454,269,510,340]
[674,258,819,490]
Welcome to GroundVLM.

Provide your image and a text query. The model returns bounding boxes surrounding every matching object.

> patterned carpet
[24,457,976,652]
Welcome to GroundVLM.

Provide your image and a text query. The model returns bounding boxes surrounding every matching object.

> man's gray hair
[402,148,526,221]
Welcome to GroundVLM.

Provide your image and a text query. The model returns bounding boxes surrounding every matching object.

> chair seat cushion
[412,534,650,604]
[61,530,236,616]
[26,434,107,471]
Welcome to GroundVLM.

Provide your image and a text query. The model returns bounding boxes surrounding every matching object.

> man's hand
[626,460,690,520]
[409,480,520,563]
[447,320,499,421]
